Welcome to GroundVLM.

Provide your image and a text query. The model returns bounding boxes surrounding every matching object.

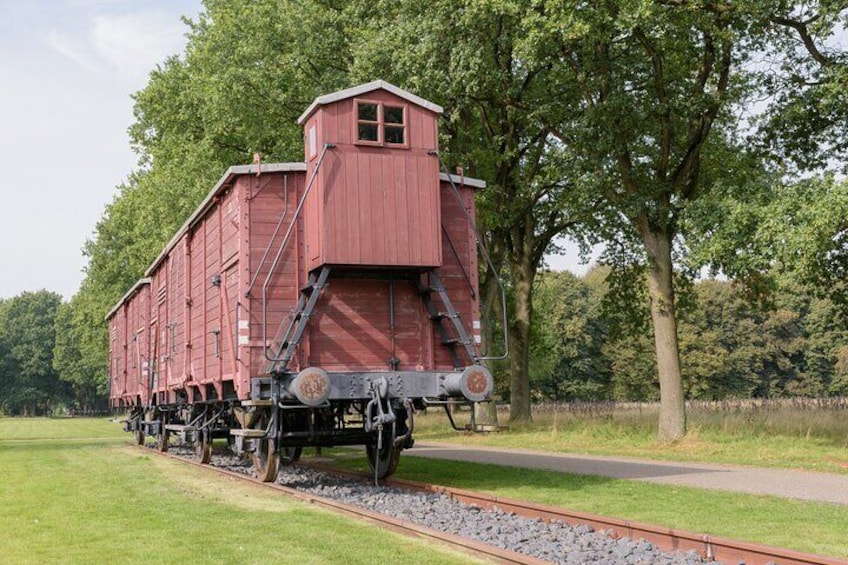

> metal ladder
[267,266,331,374]
[417,271,478,369]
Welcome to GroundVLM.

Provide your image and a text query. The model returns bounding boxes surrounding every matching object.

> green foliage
[0,291,66,415]
[351,0,596,421]
[530,270,611,401]
[53,283,111,413]
[756,2,848,172]
[531,270,848,403]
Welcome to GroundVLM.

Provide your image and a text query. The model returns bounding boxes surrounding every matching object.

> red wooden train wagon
[107,81,500,481]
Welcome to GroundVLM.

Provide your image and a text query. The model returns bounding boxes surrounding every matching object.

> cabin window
[357,102,380,142]
[383,105,405,144]
[355,99,407,147]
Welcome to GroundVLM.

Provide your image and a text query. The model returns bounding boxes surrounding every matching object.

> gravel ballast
[166,445,721,565]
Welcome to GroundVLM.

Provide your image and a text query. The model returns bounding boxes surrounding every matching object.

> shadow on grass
[327,451,618,494]
[0,437,128,451]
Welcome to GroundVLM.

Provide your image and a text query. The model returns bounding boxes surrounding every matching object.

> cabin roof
[297,80,444,125]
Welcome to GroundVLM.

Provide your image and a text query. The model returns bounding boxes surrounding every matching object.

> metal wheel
[252,437,279,482]
[280,446,302,466]
[250,409,279,482]
[156,428,170,452]
[134,427,144,446]
[195,429,212,464]
[366,431,400,480]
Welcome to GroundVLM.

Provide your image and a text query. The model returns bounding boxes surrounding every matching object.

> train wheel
[134,427,144,445]
[195,430,212,464]
[366,432,400,480]
[252,437,279,482]
[156,428,170,453]
[280,446,302,466]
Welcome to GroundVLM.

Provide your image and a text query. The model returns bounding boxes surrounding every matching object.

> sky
[0,0,202,300]
[0,0,589,301]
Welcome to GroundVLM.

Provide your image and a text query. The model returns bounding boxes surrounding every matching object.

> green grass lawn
[0,417,479,565]
[412,404,848,474]
[329,451,848,559]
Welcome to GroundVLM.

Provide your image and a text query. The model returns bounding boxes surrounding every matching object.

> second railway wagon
[108,80,496,481]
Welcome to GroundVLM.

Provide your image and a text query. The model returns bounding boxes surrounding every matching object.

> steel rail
[309,464,847,565]
[145,447,546,565]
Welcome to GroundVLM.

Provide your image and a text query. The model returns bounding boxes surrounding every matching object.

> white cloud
[46,11,186,80]
[46,29,98,71]
[89,12,185,77]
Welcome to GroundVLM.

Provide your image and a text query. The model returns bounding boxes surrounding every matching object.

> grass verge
[412,404,848,474]
[328,451,848,559]
[0,418,480,565]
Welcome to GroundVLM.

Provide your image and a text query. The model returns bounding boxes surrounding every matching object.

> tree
[530,269,611,401]
[759,2,848,172]
[514,1,781,439]
[352,0,593,421]
[0,291,65,415]
[53,282,111,413]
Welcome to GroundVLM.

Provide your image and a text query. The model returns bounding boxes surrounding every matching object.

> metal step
[164,424,196,432]
[229,429,267,438]
[268,265,331,373]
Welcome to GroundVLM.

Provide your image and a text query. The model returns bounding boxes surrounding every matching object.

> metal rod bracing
[258,143,335,366]
[246,174,289,294]
[430,152,510,362]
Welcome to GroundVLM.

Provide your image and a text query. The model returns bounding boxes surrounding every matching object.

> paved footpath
[406,442,848,505]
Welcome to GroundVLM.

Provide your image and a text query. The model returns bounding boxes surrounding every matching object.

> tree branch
[771,14,835,67]
[633,27,671,182]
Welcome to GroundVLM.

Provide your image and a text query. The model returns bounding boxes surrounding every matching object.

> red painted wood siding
[108,281,151,407]
[243,172,306,378]
[306,89,442,270]
[432,180,482,368]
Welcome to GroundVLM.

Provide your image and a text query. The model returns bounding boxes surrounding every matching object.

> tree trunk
[640,223,686,441]
[508,257,534,423]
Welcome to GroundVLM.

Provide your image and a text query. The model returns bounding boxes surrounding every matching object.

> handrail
[260,143,335,363]
[430,151,509,362]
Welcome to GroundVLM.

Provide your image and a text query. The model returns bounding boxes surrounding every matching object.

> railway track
[147,444,845,565]
[378,474,846,565]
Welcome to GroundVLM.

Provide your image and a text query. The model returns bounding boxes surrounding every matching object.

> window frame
[354,98,409,148]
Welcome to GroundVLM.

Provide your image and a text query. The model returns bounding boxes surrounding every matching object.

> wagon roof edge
[105,277,152,321]
[439,172,486,190]
[143,162,307,278]
[297,80,444,125]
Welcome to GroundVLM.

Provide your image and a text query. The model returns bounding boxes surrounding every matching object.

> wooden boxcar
[107,81,496,480]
